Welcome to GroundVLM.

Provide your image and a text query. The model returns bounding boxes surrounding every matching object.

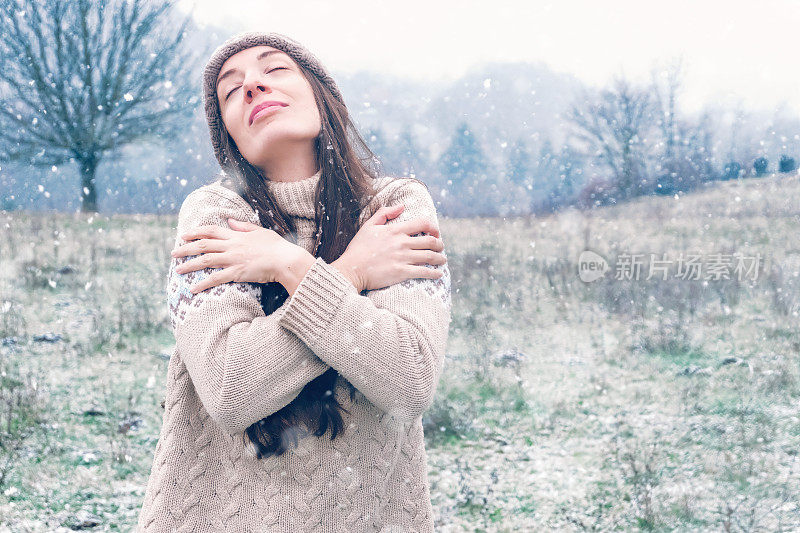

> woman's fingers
[407,264,445,280]
[366,204,405,226]
[172,238,230,258]
[397,217,440,239]
[407,235,444,252]
[186,266,235,294]
[174,252,229,275]
[407,250,447,267]
[227,218,261,231]
[179,224,230,242]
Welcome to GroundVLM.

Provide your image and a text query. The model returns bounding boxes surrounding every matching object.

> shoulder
[360,176,451,311]
[359,176,438,226]
[179,177,259,225]
[369,175,433,202]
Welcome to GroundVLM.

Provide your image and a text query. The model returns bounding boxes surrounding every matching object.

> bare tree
[692,109,721,181]
[0,0,201,212]
[647,56,717,193]
[566,75,657,201]
[650,56,686,161]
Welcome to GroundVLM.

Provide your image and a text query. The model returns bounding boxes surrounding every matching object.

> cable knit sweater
[136,169,452,532]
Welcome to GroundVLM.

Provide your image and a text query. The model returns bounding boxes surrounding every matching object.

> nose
[243,73,271,102]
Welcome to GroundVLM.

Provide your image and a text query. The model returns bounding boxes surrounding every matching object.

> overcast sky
[178,0,799,118]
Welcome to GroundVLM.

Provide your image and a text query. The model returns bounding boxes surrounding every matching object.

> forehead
[219,46,290,73]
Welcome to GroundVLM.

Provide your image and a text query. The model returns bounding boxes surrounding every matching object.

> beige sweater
[137,169,452,532]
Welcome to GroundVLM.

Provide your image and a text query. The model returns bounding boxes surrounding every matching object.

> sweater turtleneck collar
[265,168,322,220]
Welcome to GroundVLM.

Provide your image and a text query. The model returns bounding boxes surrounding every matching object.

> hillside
[0,171,798,530]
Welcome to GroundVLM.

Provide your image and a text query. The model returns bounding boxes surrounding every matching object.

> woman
[137,31,452,532]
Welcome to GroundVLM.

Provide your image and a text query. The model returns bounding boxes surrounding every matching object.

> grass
[1,171,800,531]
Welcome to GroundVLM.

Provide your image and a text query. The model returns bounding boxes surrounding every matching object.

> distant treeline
[0,2,796,218]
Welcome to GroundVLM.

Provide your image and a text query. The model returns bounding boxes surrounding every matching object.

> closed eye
[224,67,288,100]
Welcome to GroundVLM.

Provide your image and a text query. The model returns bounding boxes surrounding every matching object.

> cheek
[293,81,318,111]
[294,92,320,121]
[222,107,245,139]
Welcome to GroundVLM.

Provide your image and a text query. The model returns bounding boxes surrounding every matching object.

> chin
[251,128,318,147]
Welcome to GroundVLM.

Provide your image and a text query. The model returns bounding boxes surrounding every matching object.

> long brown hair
[213,60,420,458]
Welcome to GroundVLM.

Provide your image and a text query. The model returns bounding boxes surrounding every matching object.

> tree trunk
[80,155,98,213]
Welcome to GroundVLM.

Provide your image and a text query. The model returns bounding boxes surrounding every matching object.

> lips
[249,101,288,126]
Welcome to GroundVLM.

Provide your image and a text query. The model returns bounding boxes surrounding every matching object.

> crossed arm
[167,181,451,434]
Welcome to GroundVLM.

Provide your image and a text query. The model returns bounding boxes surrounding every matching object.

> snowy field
[1,172,799,531]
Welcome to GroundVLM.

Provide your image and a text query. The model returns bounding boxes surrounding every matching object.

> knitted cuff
[278,257,359,346]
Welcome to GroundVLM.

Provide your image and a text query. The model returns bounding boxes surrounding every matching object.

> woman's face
[215,45,322,172]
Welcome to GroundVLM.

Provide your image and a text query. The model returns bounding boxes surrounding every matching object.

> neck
[257,141,319,183]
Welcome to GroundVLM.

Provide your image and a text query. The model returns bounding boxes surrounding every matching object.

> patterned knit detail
[177,402,215,532]
[400,244,451,312]
[141,359,184,531]
[167,253,261,330]
[367,411,401,530]
[326,386,363,527]
[330,422,363,527]
[401,421,430,526]
[221,430,245,530]
[252,459,281,530]
[293,433,328,530]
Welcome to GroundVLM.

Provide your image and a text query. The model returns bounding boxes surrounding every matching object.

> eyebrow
[216,50,287,91]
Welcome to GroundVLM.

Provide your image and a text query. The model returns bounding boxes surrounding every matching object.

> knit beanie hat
[202,31,345,170]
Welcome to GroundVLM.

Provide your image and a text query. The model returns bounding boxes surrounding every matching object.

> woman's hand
[170,218,298,294]
[332,203,447,293]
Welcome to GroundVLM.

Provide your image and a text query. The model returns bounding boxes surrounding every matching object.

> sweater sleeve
[166,186,331,434]
[277,180,452,422]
